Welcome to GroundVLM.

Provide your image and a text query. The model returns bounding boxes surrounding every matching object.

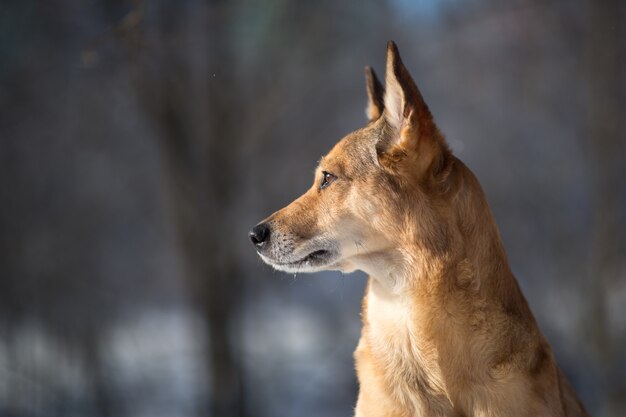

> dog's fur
[250,41,588,417]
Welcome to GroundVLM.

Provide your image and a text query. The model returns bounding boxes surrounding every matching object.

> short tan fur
[250,41,588,417]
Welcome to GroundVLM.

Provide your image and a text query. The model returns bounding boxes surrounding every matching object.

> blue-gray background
[1,1,624,416]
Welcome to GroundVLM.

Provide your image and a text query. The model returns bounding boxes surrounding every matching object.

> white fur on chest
[364,280,454,416]
[362,280,541,417]
[366,281,415,339]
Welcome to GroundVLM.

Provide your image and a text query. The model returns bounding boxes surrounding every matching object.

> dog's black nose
[249,223,270,247]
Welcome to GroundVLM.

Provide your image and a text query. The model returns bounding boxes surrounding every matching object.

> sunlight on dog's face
[250,121,404,274]
[250,44,454,278]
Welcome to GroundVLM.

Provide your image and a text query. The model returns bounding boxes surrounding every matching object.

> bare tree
[109,2,247,415]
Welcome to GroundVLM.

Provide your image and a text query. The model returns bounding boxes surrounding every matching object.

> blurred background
[1,0,625,416]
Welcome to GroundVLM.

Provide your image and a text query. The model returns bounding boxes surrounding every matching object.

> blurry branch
[585,0,624,415]
[81,2,145,68]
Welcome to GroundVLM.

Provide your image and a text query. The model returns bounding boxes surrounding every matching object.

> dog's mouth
[290,249,332,265]
[259,247,338,273]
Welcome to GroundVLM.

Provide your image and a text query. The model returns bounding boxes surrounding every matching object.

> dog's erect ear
[379,41,450,177]
[365,66,385,122]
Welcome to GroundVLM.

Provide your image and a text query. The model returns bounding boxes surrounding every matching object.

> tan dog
[249,41,588,417]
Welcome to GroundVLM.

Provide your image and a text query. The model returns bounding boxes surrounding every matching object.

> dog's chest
[359,283,455,416]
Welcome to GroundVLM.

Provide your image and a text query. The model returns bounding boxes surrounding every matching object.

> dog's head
[250,42,457,282]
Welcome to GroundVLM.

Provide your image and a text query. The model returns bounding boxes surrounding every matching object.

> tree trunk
[585,0,624,415]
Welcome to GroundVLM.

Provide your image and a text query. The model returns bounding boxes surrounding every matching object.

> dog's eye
[320,171,337,189]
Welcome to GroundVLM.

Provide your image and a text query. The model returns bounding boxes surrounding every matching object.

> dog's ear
[365,66,384,122]
[378,41,450,177]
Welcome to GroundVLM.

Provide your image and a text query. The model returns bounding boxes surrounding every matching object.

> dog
[249,41,588,417]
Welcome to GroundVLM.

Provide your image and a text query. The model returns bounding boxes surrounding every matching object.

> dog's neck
[361,161,533,373]
[359,176,525,414]
[365,160,515,298]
